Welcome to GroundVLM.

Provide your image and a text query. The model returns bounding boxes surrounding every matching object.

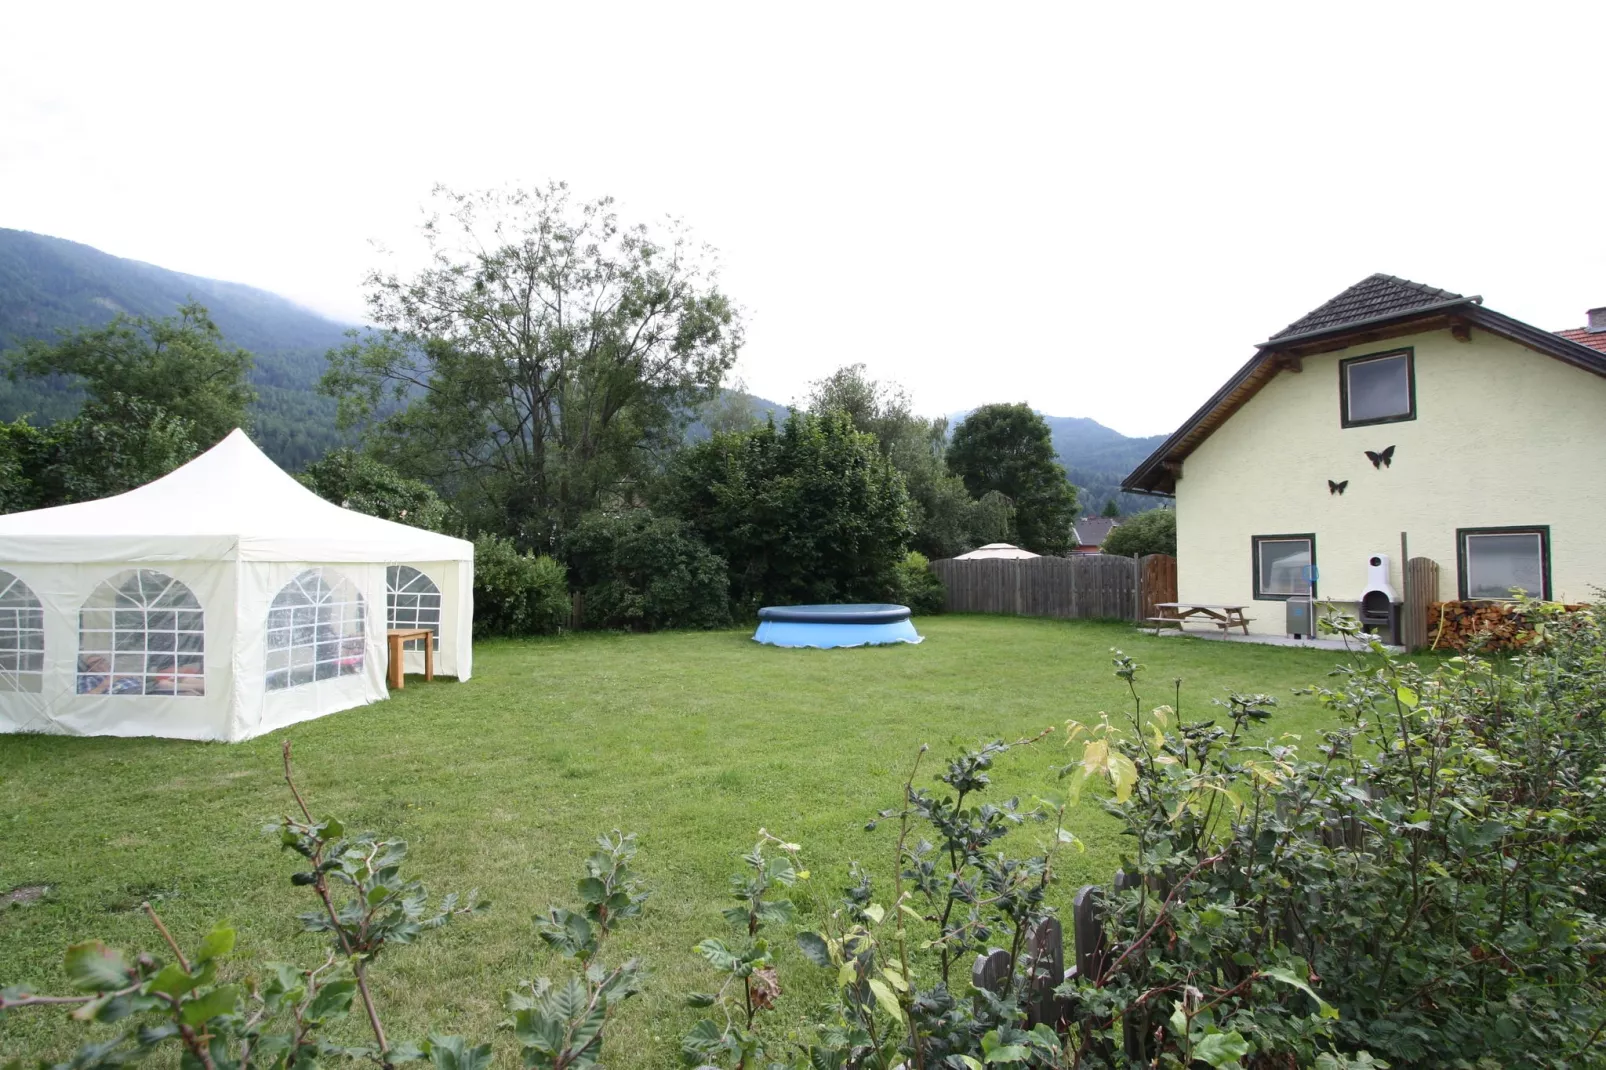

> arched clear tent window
[79,569,204,696]
[0,571,45,693]
[266,569,366,692]
[386,566,440,651]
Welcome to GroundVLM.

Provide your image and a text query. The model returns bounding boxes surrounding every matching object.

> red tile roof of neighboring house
[1555,327,1606,353]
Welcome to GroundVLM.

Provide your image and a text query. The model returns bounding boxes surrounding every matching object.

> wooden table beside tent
[385,628,434,689]
[1147,603,1254,636]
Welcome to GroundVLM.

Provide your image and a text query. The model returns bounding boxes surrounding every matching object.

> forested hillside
[1040,414,1169,513]
[0,228,353,467]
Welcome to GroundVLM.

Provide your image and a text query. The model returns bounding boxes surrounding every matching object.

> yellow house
[1123,274,1606,637]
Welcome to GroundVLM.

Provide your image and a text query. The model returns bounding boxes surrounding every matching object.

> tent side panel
[0,559,239,740]
[244,562,391,741]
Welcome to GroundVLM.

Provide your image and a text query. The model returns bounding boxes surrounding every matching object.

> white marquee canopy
[0,430,473,741]
[954,543,1041,560]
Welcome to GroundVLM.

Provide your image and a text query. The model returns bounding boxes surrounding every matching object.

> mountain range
[0,228,1170,511]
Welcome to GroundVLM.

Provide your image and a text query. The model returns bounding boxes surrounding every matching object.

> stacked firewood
[1427,600,1588,651]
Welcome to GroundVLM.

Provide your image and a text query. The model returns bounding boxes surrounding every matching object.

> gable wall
[1174,326,1606,634]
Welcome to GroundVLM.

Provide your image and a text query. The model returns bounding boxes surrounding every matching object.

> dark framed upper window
[1252,534,1316,601]
[1340,348,1415,427]
[1457,526,1550,601]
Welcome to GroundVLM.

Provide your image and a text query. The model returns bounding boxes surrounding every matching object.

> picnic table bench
[1146,602,1255,636]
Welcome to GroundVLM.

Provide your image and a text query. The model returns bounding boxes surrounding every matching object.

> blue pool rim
[753,604,923,648]
[757,603,911,625]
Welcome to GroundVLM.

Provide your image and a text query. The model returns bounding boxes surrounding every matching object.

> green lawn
[0,617,1386,1067]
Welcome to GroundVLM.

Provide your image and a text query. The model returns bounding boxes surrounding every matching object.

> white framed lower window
[1458,527,1549,600]
[0,570,44,694]
[78,569,205,696]
[266,569,366,692]
[386,566,441,651]
[1252,534,1316,601]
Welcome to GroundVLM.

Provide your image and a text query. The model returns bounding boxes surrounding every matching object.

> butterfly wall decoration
[1328,479,1348,495]
[1365,445,1395,469]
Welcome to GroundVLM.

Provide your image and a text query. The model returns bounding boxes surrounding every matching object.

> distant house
[1071,517,1120,554]
[1123,274,1606,635]
[954,543,1040,560]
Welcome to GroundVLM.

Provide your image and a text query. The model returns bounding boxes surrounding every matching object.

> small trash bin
[1286,597,1314,639]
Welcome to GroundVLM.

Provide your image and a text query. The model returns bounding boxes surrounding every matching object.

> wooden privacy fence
[929,554,1176,622]
[1139,552,1177,620]
[1400,556,1440,651]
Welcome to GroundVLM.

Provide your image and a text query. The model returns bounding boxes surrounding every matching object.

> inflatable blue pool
[753,603,923,648]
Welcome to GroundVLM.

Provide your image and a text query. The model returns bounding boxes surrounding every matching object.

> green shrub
[1056,607,1606,1066]
[1100,506,1175,557]
[472,534,569,638]
[561,510,730,631]
[892,550,946,614]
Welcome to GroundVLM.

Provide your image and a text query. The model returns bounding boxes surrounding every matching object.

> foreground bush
[471,534,569,638]
[1057,609,1605,1066]
[561,510,730,631]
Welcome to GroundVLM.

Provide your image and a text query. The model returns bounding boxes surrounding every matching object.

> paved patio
[1147,628,1403,654]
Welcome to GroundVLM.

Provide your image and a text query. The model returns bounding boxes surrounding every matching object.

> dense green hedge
[471,534,569,638]
[561,511,730,631]
[665,412,912,613]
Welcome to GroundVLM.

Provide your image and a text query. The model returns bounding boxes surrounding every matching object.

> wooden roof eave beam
[1274,313,1459,360]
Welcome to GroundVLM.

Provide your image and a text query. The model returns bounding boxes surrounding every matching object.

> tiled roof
[1074,517,1119,547]
[1555,327,1606,354]
[1268,274,1465,341]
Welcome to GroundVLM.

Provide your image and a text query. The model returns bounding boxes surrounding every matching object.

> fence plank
[1024,916,1066,1028]
[1071,885,1106,983]
[972,947,1013,996]
[1401,556,1440,652]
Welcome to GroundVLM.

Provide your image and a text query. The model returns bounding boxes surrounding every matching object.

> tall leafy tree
[1100,507,1175,557]
[321,183,743,547]
[0,395,198,514]
[804,364,979,559]
[946,402,1079,555]
[1101,499,1120,518]
[664,412,911,610]
[6,302,254,448]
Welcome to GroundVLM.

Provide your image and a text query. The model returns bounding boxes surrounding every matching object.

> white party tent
[0,429,473,741]
[954,543,1040,561]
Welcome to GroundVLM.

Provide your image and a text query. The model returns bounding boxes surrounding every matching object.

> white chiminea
[1358,553,1398,640]
[1362,554,1397,602]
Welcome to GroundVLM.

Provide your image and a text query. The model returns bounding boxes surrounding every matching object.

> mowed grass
[1,617,1383,1067]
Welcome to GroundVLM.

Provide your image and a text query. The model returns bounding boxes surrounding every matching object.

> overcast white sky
[3,2,1602,436]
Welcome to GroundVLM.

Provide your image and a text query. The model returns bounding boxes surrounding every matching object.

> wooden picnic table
[385,628,434,689]
[1147,602,1255,636]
